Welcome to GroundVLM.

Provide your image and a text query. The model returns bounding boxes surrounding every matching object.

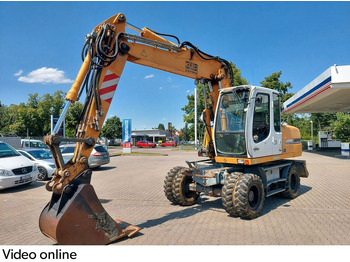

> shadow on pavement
[0,180,45,194]
[261,185,312,217]
[93,166,116,171]
[135,184,312,231]
[304,148,348,159]
[136,204,211,230]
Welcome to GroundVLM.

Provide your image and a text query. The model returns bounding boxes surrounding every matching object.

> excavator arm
[39,12,232,245]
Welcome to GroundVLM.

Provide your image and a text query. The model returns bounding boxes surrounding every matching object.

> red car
[160,140,177,147]
[136,140,156,148]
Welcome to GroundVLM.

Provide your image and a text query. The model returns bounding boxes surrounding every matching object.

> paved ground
[0,147,349,245]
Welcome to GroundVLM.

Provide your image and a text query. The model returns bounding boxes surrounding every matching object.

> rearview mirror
[255,96,262,107]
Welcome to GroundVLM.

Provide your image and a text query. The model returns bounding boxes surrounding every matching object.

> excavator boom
[39,12,232,245]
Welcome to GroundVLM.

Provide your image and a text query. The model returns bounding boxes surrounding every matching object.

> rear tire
[222,172,243,217]
[281,164,300,199]
[233,173,265,219]
[172,169,199,206]
[164,166,185,204]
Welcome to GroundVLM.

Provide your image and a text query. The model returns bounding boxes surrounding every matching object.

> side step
[266,188,286,197]
[266,178,287,197]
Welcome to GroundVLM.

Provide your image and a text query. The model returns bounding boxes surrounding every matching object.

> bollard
[307,140,313,150]
[341,143,349,156]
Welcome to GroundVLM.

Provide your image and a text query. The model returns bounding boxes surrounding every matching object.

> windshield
[27,150,52,160]
[0,143,21,158]
[215,89,249,155]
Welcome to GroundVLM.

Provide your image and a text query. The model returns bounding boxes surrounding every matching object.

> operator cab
[213,85,282,159]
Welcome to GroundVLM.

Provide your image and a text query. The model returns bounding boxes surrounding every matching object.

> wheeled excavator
[39,12,309,245]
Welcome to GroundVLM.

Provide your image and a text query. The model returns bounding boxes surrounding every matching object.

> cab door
[247,88,281,158]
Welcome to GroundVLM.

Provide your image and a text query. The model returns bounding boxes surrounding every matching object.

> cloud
[14,70,23,76]
[17,67,74,84]
[186,90,191,93]
[159,86,164,90]
[144,74,154,79]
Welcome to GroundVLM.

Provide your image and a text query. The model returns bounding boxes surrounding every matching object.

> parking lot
[0,147,349,245]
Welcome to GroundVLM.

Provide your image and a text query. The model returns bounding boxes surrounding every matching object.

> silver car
[18,149,56,181]
[59,144,110,168]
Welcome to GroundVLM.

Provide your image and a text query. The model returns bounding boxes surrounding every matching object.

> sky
[0,1,349,130]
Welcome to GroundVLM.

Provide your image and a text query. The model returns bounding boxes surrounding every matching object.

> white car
[18,149,56,181]
[0,142,39,190]
[21,139,49,151]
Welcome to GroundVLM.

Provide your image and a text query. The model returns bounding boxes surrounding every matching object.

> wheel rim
[38,167,46,180]
[182,179,191,197]
[248,185,260,209]
[182,176,196,199]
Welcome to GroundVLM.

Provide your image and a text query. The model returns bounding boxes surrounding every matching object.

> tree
[65,102,83,137]
[0,101,9,132]
[158,123,165,130]
[230,62,248,87]
[0,91,66,137]
[100,116,122,140]
[260,71,292,96]
[260,71,294,107]
[181,62,248,140]
[331,113,350,142]
[310,113,337,132]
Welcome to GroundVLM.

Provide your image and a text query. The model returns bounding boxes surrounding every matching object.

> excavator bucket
[39,175,141,245]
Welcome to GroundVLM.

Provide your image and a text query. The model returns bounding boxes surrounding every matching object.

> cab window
[273,93,281,132]
[253,93,270,143]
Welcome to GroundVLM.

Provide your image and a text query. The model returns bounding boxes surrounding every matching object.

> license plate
[20,175,30,180]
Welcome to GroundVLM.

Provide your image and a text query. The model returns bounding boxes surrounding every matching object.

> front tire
[164,166,185,204]
[172,169,199,206]
[222,172,243,217]
[233,173,265,219]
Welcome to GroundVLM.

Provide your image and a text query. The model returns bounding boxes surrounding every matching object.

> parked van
[21,139,49,150]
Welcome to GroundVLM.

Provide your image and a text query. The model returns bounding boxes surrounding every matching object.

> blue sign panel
[51,115,65,137]
[122,119,132,143]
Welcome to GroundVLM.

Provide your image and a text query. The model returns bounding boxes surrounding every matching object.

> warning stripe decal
[100,70,120,104]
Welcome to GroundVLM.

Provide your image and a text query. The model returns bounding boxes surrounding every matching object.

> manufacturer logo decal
[186,61,198,74]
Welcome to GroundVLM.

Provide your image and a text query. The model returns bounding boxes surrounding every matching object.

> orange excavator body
[39,12,232,244]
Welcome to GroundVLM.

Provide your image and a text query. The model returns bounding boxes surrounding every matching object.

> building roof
[282,65,350,114]
[131,129,168,137]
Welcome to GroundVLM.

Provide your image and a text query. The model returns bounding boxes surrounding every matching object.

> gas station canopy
[282,65,350,114]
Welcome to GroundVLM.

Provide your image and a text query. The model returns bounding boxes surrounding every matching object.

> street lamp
[310,120,313,140]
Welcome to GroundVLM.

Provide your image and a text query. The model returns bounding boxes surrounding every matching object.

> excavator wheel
[280,164,300,199]
[171,169,199,206]
[221,172,243,217]
[233,173,265,219]
[39,170,141,245]
[164,166,185,204]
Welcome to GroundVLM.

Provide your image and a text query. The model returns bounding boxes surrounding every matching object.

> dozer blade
[39,182,141,245]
